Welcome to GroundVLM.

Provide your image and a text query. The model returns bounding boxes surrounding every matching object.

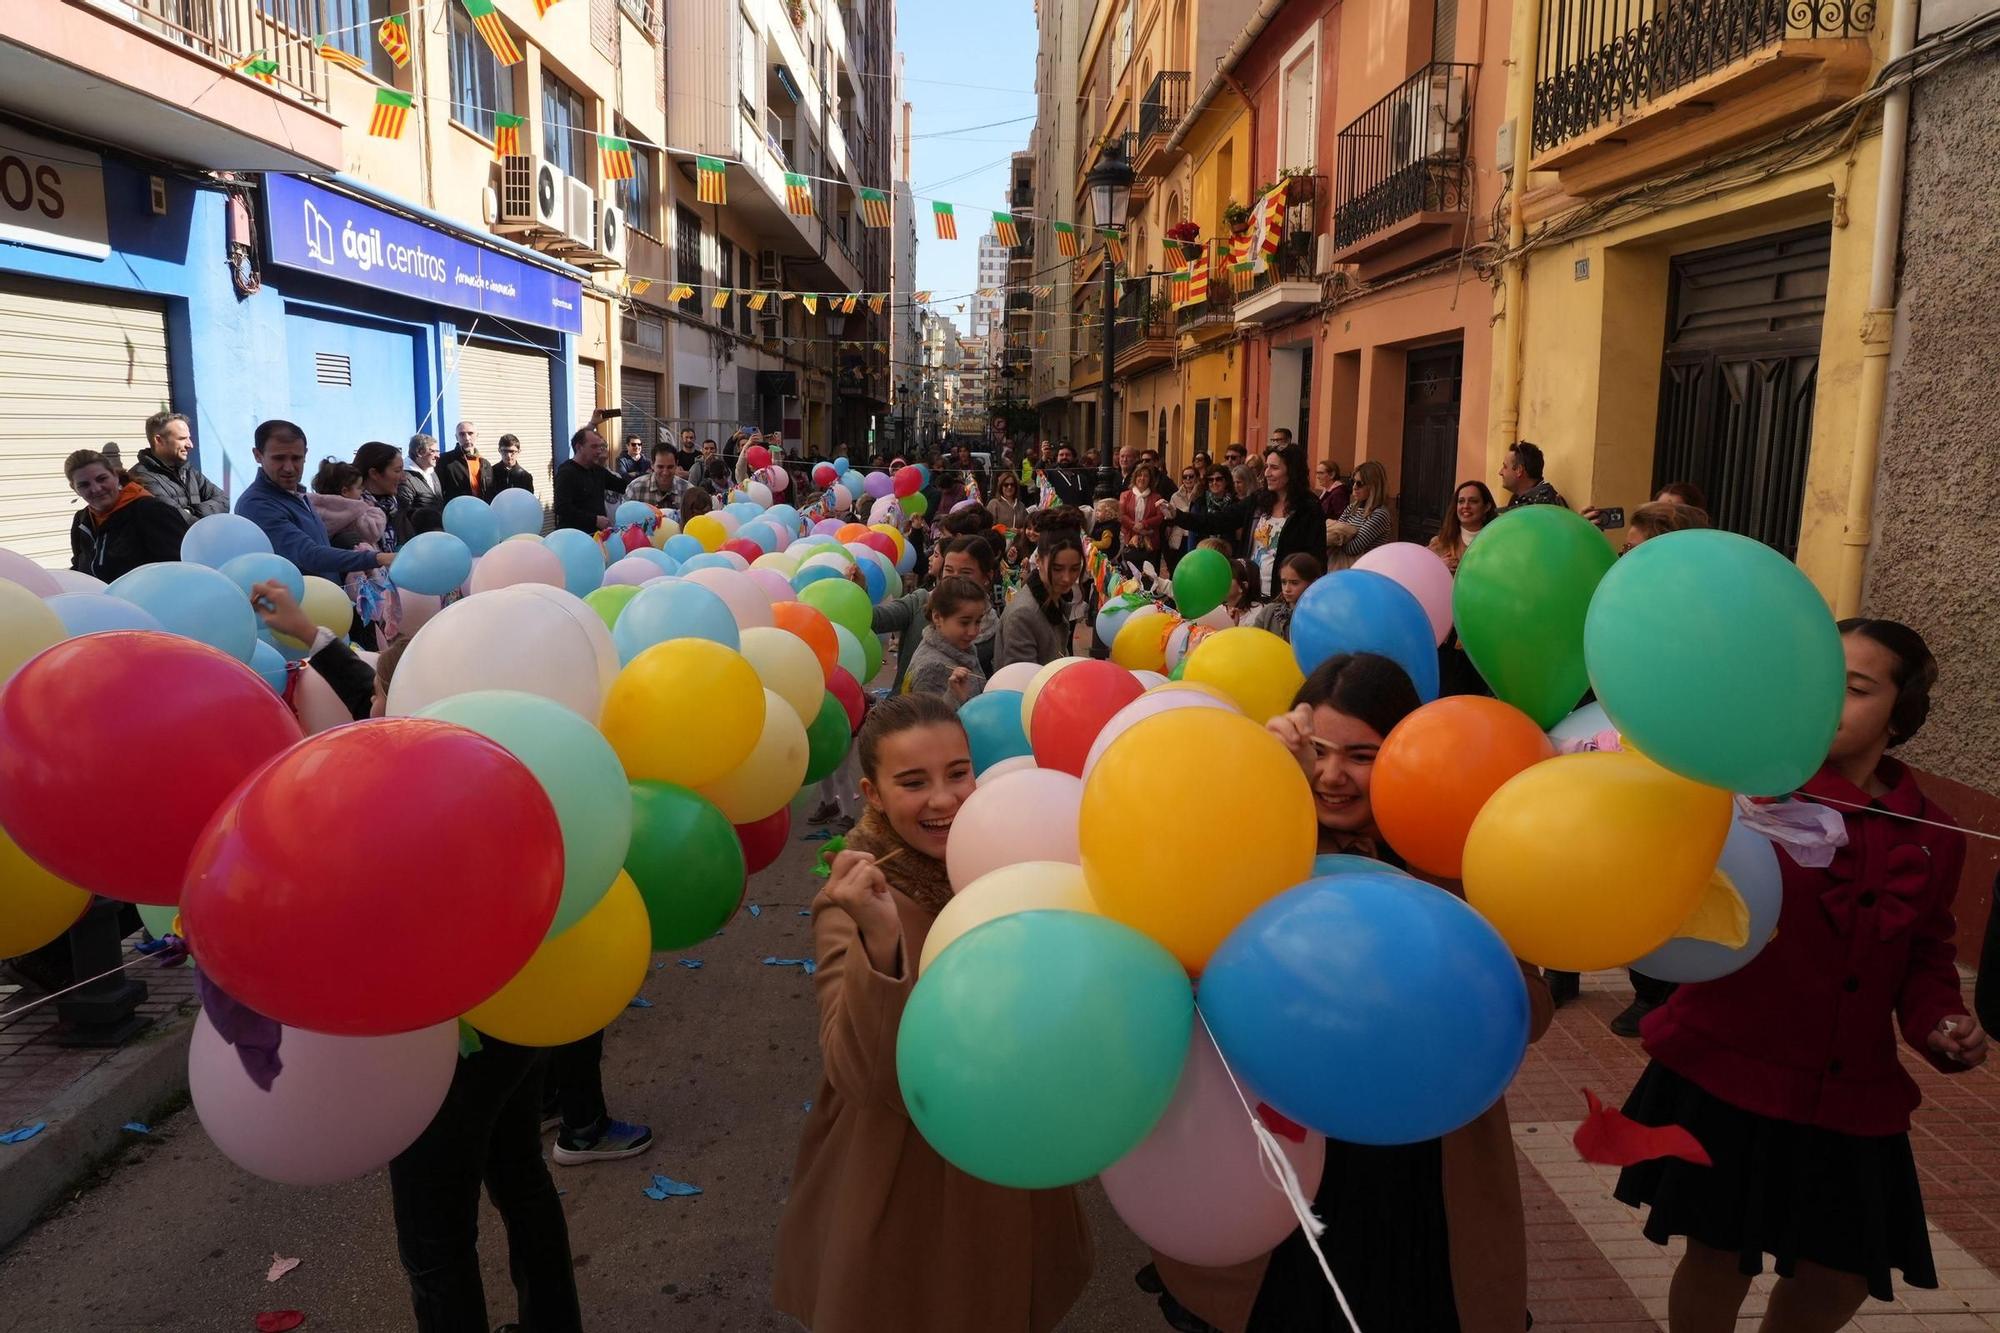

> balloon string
[1797,792,2000,843]
[0,950,170,1026]
[1193,1010,1363,1333]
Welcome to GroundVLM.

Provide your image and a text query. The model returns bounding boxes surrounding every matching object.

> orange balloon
[836,523,871,544]
[771,601,839,680]
[1372,696,1556,878]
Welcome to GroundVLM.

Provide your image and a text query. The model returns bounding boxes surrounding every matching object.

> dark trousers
[388,1037,580,1333]
[544,1030,607,1133]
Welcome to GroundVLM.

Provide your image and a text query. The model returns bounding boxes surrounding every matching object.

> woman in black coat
[1169,464,1253,557]
[66,449,187,582]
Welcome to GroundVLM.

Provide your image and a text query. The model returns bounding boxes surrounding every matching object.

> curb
[0,1007,195,1251]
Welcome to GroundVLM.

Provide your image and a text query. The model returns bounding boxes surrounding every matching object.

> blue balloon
[614,500,657,532]
[831,456,851,476]
[738,522,784,554]
[662,533,704,562]
[1630,814,1783,983]
[1311,852,1410,879]
[218,552,304,606]
[766,504,803,536]
[250,639,289,693]
[679,552,737,573]
[961,690,1032,773]
[260,624,310,663]
[610,578,741,664]
[107,562,258,663]
[542,528,605,597]
[627,548,682,576]
[1290,569,1440,702]
[792,564,843,593]
[46,593,164,638]
[847,551,886,602]
[180,513,272,569]
[390,531,473,596]
[443,495,500,555]
[726,501,764,523]
[893,535,917,575]
[1199,873,1529,1145]
[490,487,544,539]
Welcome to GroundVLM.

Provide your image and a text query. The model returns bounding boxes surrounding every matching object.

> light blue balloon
[766,504,803,536]
[107,562,258,662]
[662,534,704,562]
[831,456,851,476]
[542,528,606,597]
[726,501,764,523]
[792,564,842,593]
[1630,814,1784,983]
[218,552,305,606]
[46,593,165,638]
[960,690,1032,773]
[680,553,737,574]
[391,531,473,596]
[250,639,289,693]
[627,548,681,577]
[1290,569,1440,702]
[614,499,657,532]
[443,495,499,556]
[1311,853,1411,879]
[861,550,900,603]
[610,577,741,665]
[180,512,272,568]
[893,536,917,575]
[260,624,311,663]
[738,522,783,554]
[490,487,545,539]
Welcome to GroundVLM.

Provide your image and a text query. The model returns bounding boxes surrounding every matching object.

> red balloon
[1029,660,1146,776]
[744,444,772,471]
[892,465,923,498]
[860,532,897,560]
[812,462,838,488]
[722,538,763,562]
[828,665,866,733]
[736,806,792,875]
[0,632,301,906]
[180,718,561,1035]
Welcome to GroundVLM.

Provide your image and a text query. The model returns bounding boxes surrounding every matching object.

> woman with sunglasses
[1168,466,1252,559]
[1165,463,1203,569]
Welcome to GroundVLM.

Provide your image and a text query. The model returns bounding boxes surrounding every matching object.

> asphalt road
[0,825,1154,1333]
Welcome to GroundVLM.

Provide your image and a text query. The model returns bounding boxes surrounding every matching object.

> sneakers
[806,800,842,825]
[553,1117,653,1165]
[1610,998,1658,1038]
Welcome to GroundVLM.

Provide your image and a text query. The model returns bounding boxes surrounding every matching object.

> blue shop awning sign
[263,174,582,335]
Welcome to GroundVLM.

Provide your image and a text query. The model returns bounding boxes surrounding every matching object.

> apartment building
[1028,0,1083,441]
[972,231,1008,339]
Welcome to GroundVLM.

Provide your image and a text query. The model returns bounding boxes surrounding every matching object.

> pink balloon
[944,768,1082,891]
[0,548,61,598]
[604,556,667,587]
[746,481,774,508]
[813,519,845,537]
[714,550,752,572]
[189,1010,457,1185]
[398,591,445,635]
[747,568,796,603]
[711,511,742,537]
[987,662,1042,695]
[1100,1029,1325,1267]
[684,566,774,629]
[1082,689,1239,779]
[760,465,791,493]
[975,754,1037,787]
[829,485,853,514]
[293,660,361,734]
[468,539,566,595]
[1352,542,1455,645]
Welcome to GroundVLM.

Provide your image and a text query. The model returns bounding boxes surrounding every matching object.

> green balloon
[1172,547,1230,620]
[137,903,179,938]
[418,691,633,938]
[861,629,884,684]
[1168,654,1188,681]
[803,691,850,784]
[901,490,929,517]
[626,781,745,950]
[799,576,874,639]
[830,622,868,682]
[1453,506,1615,728]
[1585,529,1842,796]
[585,584,642,629]
[896,910,1193,1189]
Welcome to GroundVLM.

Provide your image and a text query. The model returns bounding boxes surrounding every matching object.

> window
[448,3,515,140]
[739,247,755,324]
[718,238,736,331]
[676,206,703,317]
[1277,32,1317,172]
[1114,1,1133,76]
[543,71,588,177]
[738,9,761,117]
[615,120,657,233]
[307,0,402,83]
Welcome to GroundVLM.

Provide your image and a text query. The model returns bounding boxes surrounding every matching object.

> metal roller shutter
[456,337,553,527]
[619,367,661,449]
[0,280,171,567]
[576,359,599,435]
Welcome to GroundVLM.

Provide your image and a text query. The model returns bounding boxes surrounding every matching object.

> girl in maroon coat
[1616,618,1987,1330]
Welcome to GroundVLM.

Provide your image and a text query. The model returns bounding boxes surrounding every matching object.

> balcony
[1114,281,1175,376]
[0,0,342,172]
[1332,63,1475,280]
[1174,242,1236,336]
[1531,0,1874,195]
[1235,177,1325,326]
[1136,71,1190,177]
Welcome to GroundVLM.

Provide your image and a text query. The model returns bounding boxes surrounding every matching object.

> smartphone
[596,407,622,419]
[1590,506,1625,530]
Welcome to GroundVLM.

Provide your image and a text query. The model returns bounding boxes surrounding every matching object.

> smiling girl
[904,577,989,706]
[773,695,1092,1331]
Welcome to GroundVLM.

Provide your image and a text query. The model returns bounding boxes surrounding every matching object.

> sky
[897,0,1040,337]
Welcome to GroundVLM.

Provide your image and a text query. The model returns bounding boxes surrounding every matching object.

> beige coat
[771,887,1093,1332]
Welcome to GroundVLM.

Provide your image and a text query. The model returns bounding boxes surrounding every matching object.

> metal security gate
[1399,341,1463,546]
[1652,225,1829,559]
[619,367,661,450]
[456,337,553,518]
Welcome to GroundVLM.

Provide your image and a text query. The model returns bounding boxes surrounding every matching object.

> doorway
[1399,341,1463,545]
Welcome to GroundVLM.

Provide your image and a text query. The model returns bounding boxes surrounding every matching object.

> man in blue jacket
[234,420,393,582]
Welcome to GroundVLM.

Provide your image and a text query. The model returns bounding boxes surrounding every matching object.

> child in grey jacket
[903,577,989,708]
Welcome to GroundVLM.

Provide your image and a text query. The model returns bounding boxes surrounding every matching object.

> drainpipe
[1835,0,1917,616]
[1495,0,1542,450]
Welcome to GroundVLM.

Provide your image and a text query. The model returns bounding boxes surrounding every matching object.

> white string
[0,949,174,1026]
[1802,792,2000,843]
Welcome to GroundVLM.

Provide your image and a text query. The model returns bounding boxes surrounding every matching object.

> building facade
[973,231,1008,340]
[1028,0,1083,442]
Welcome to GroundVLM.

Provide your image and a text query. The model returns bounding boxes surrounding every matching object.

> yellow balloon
[649,517,682,549]
[1111,610,1179,672]
[0,829,91,956]
[1183,626,1304,724]
[869,523,908,560]
[0,579,64,686]
[268,575,357,651]
[1079,709,1316,971]
[601,639,764,787]
[465,872,651,1046]
[1463,749,1733,972]
[1019,656,1086,734]
[752,552,799,575]
[684,514,727,553]
[737,627,826,723]
[920,861,1098,974]
[694,689,810,822]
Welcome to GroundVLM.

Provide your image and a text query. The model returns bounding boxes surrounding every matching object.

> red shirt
[1641,758,1969,1136]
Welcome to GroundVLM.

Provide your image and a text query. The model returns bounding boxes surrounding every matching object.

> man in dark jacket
[552,424,627,533]
[437,421,484,501]
[234,420,392,582]
[129,410,228,524]
[399,433,445,524]
[483,435,537,497]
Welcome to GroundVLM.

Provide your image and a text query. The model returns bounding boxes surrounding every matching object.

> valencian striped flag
[784,173,813,216]
[911,290,931,304]
[462,0,523,66]
[1100,227,1125,264]
[377,14,411,68]
[801,294,820,314]
[867,294,885,313]
[712,289,732,309]
[932,201,957,239]
[369,88,415,140]
[533,0,563,13]
[235,53,280,85]
[599,135,635,181]
[859,188,891,227]
[1052,221,1080,257]
[492,112,525,160]
[695,156,727,204]
[748,291,769,311]
[314,37,369,74]
[840,294,858,314]
[992,213,1020,247]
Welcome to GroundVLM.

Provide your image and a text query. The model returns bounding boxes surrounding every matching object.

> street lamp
[1085,145,1134,492]
[824,308,847,457]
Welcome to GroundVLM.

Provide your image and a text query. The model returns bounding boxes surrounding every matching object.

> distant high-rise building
[972,232,1009,337]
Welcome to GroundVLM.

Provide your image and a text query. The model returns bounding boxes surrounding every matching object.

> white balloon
[986,661,1042,696]
[975,754,1038,786]
[44,569,107,595]
[944,768,1083,891]
[387,585,618,722]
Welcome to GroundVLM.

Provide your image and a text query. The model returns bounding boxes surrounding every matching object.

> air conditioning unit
[596,200,627,265]
[758,247,782,288]
[563,176,596,248]
[1388,84,1427,168]
[1425,66,1469,157]
[499,156,565,230]
[758,314,779,340]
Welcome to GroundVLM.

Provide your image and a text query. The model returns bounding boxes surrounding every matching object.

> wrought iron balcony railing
[1242,177,1323,296]
[1533,0,1875,152]
[1116,281,1174,343]
[124,0,329,103]
[1138,70,1190,152]
[1333,63,1476,250]
[1173,242,1236,328]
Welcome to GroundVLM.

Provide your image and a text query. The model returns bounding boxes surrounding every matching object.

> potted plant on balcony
[1165,219,1203,260]
[1223,201,1252,232]
[1278,167,1315,206]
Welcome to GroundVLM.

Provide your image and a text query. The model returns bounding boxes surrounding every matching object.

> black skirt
[1612,1061,1936,1302]
[1246,1137,1461,1333]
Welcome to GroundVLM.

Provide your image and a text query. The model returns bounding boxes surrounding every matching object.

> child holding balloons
[773,694,1091,1332]
[1613,618,1985,1330]
[903,577,989,706]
